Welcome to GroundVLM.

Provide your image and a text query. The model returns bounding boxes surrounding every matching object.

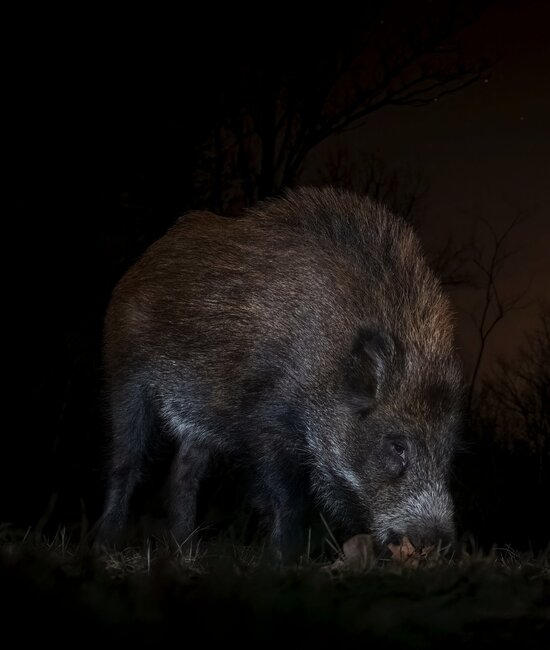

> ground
[0,527,548,648]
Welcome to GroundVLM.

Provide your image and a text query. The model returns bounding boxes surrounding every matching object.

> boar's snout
[374,481,456,551]
[388,522,455,551]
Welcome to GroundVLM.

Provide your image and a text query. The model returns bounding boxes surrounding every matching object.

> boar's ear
[344,327,394,414]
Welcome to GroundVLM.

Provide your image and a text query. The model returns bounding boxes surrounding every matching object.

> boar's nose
[404,524,455,551]
[387,523,455,551]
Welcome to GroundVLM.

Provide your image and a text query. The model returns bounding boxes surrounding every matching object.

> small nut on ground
[388,536,417,562]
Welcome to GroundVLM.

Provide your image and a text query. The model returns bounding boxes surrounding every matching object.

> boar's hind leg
[167,440,211,545]
[96,378,155,547]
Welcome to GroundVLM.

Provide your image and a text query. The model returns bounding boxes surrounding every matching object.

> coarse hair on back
[248,186,455,359]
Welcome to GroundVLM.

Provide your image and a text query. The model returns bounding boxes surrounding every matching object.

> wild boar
[97,186,463,559]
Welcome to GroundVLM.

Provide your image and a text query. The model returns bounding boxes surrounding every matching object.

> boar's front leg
[255,450,308,563]
[167,440,211,545]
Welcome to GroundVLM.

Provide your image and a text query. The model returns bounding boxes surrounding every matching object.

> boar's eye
[382,437,409,477]
[392,440,406,460]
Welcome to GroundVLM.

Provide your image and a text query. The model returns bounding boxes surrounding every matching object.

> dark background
[5,0,549,550]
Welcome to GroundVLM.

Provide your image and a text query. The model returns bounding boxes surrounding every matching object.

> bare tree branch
[467,216,529,410]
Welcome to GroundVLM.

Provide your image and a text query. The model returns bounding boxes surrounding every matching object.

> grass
[1,523,548,648]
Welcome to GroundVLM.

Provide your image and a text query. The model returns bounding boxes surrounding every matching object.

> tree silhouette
[481,306,550,459]
[192,2,491,212]
[317,150,428,223]
[466,216,528,410]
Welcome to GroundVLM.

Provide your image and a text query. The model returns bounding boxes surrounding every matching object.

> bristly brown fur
[97,186,464,560]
